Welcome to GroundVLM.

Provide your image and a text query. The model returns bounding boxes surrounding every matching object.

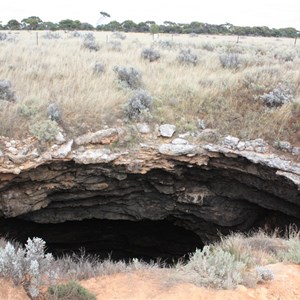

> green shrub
[183,245,246,289]
[47,281,96,300]
[29,120,59,142]
[277,239,300,263]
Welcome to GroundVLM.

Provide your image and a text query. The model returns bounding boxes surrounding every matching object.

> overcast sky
[1,0,299,29]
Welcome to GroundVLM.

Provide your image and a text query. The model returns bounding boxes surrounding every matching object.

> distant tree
[97,20,121,31]
[121,20,137,32]
[150,24,160,35]
[43,22,58,31]
[80,22,94,30]
[136,22,149,32]
[58,19,81,30]
[6,19,21,30]
[21,16,43,30]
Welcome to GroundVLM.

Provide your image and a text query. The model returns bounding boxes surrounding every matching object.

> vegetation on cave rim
[0,31,299,144]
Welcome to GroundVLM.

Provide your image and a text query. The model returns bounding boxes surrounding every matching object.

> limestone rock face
[1,131,300,244]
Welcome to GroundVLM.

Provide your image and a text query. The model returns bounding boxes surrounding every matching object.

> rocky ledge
[0,126,300,246]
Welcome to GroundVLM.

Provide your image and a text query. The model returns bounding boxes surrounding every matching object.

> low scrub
[113,66,143,89]
[47,281,96,300]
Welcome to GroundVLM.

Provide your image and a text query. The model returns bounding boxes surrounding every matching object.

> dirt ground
[1,263,300,300]
[80,263,300,300]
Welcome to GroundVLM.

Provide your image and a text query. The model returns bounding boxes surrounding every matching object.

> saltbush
[107,40,122,51]
[0,237,57,298]
[0,33,7,41]
[29,120,60,142]
[183,245,246,289]
[219,53,241,69]
[113,66,142,89]
[47,281,96,300]
[93,62,105,75]
[0,80,16,102]
[260,84,293,107]
[141,48,160,62]
[125,89,153,119]
[47,103,61,121]
[255,266,274,282]
[82,34,100,51]
[43,32,61,39]
[177,49,198,66]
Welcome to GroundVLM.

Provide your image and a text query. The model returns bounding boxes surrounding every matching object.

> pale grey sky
[1,0,299,29]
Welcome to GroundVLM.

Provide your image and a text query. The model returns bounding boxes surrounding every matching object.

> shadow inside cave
[0,218,204,263]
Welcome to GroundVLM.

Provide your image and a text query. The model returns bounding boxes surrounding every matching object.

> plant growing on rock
[29,120,60,142]
[125,89,153,119]
[113,66,142,89]
[141,48,160,62]
[177,49,198,66]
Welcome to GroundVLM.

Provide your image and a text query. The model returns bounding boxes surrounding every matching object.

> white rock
[55,132,66,145]
[136,123,151,134]
[52,140,73,159]
[237,141,246,151]
[7,147,18,155]
[223,136,239,148]
[158,144,196,156]
[75,128,118,145]
[172,138,188,145]
[74,149,121,164]
[159,124,176,138]
[179,132,191,139]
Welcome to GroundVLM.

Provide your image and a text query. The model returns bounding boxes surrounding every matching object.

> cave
[0,218,203,262]
[1,143,300,262]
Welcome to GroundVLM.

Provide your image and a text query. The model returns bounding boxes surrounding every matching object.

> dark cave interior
[0,218,204,263]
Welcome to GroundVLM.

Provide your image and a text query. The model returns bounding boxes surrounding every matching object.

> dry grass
[0,31,299,141]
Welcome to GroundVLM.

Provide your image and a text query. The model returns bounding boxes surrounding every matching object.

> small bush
[260,84,293,107]
[177,49,198,66]
[219,53,241,69]
[0,33,7,41]
[277,239,300,263]
[93,62,105,75]
[47,281,96,300]
[82,34,100,51]
[125,89,153,120]
[183,245,246,289]
[141,48,160,62]
[113,66,142,89]
[112,32,126,40]
[255,266,274,282]
[0,80,16,102]
[43,32,61,39]
[0,237,57,298]
[29,120,60,142]
[158,40,174,49]
[47,103,61,121]
[18,103,38,118]
[107,40,122,51]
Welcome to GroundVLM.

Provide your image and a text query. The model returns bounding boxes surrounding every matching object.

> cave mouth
[0,218,204,263]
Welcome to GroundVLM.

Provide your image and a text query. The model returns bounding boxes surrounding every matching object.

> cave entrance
[0,218,203,263]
